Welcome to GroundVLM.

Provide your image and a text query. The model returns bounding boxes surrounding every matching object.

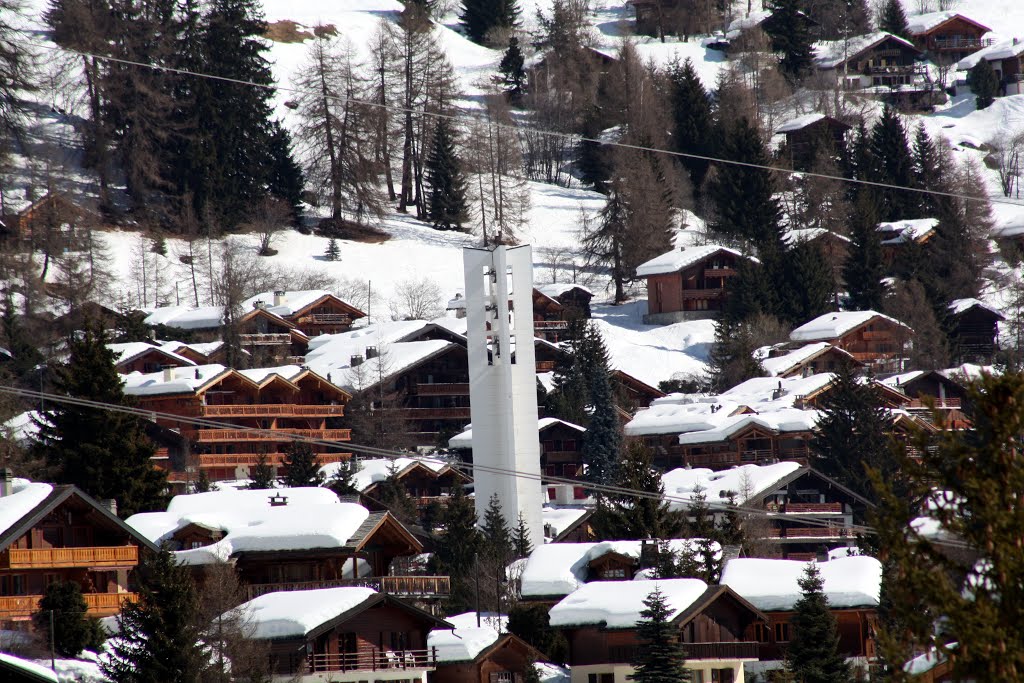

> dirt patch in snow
[264,21,337,43]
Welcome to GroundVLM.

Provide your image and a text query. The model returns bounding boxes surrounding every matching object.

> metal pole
[49,609,56,670]
[474,552,481,627]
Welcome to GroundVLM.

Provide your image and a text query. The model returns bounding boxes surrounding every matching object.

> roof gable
[636,245,750,278]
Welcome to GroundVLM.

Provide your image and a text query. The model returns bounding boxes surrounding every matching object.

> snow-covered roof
[635,245,747,278]
[320,456,452,493]
[957,37,1024,70]
[814,32,918,69]
[907,11,988,34]
[0,480,54,538]
[789,310,908,342]
[721,373,835,405]
[428,612,507,662]
[126,488,371,564]
[308,339,458,392]
[624,397,742,436]
[879,370,923,390]
[877,218,937,245]
[160,340,226,359]
[535,283,593,299]
[548,578,710,628]
[784,228,851,247]
[235,586,379,639]
[143,305,225,330]
[726,9,771,35]
[661,462,803,508]
[0,652,59,682]
[720,556,882,611]
[948,297,1003,319]
[542,506,590,538]
[240,289,340,318]
[676,407,820,445]
[757,342,847,376]
[449,417,584,449]
[121,364,230,396]
[107,342,196,368]
[776,113,827,133]
[2,410,45,445]
[520,540,720,598]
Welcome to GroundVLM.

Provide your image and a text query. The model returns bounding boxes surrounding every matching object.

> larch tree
[0,0,35,168]
[468,93,530,245]
[785,562,850,683]
[870,372,1024,680]
[631,587,691,683]
[883,279,950,371]
[32,323,167,517]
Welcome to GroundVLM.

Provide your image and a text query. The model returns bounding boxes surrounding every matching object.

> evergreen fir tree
[785,563,850,683]
[592,441,683,540]
[324,238,341,262]
[581,363,620,487]
[481,494,514,564]
[498,36,526,100]
[513,512,534,558]
[460,0,521,44]
[843,191,886,311]
[668,58,714,191]
[631,587,691,683]
[868,105,916,220]
[781,239,834,325]
[326,458,359,496]
[971,58,999,110]
[912,123,941,217]
[0,294,44,384]
[765,0,815,82]
[577,105,612,192]
[425,118,469,231]
[432,482,482,612]
[508,603,569,664]
[32,323,167,517]
[192,469,211,493]
[33,580,106,657]
[375,463,419,524]
[267,120,305,224]
[706,313,771,393]
[878,0,909,38]
[810,360,893,504]
[521,658,542,683]
[717,492,744,547]
[246,453,276,489]
[101,549,208,683]
[279,441,324,487]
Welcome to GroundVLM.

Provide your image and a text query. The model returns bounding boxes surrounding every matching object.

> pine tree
[785,563,850,683]
[971,58,999,110]
[580,327,621,487]
[508,603,569,664]
[631,587,691,683]
[843,191,886,311]
[668,58,714,191]
[870,372,1024,679]
[810,360,893,504]
[425,117,469,231]
[192,469,211,493]
[781,239,834,325]
[279,441,324,487]
[460,0,520,44]
[592,442,683,540]
[765,0,814,83]
[375,463,418,524]
[717,492,744,547]
[513,512,534,558]
[246,453,276,489]
[267,120,305,224]
[324,238,341,262]
[326,458,359,496]
[878,0,909,39]
[33,580,106,657]
[101,549,208,683]
[481,493,514,564]
[868,105,916,220]
[432,482,482,612]
[912,123,941,217]
[498,36,526,99]
[32,323,167,517]
[0,294,44,384]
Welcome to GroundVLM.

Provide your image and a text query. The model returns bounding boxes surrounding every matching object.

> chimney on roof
[365,346,378,359]
[195,369,201,380]
[268,493,288,507]
[350,354,364,367]
[101,498,117,515]
[253,300,265,310]
[161,365,174,382]
[274,290,286,307]
[0,468,12,497]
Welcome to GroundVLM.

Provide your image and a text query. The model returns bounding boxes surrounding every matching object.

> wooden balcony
[905,398,961,409]
[703,267,736,278]
[200,404,346,418]
[932,36,992,50]
[395,407,471,420]
[770,526,849,539]
[298,313,353,325]
[239,333,291,345]
[681,288,725,299]
[197,452,349,468]
[535,361,557,372]
[610,641,759,663]
[245,576,450,601]
[1,546,138,569]
[780,502,843,514]
[0,592,135,619]
[185,428,351,442]
[414,383,470,396]
[308,648,437,674]
[534,320,569,330]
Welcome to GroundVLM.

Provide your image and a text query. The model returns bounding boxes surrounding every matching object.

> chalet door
[339,632,357,671]
[41,525,64,548]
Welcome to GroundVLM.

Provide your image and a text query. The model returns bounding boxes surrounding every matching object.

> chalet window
[490,673,516,683]
[599,568,627,579]
[754,623,771,642]
[1,574,26,595]
[711,669,735,683]
[775,622,791,642]
[692,672,704,683]
[587,674,615,683]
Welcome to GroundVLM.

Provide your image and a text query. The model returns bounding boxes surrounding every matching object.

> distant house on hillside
[240,290,366,336]
[789,310,912,372]
[877,217,937,266]
[107,342,196,375]
[815,32,935,108]
[0,192,99,249]
[776,114,851,169]
[947,298,1003,362]
[429,613,555,683]
[958,38,1024,96]
[907,11,992,62]
[637,245,753,324]
[755,341,861,378]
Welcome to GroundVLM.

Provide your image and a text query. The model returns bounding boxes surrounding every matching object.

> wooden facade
[807,314,909,373]
[433,634,544,683]
[778,117,851,170]
[909,14,992,62]
[279,293,367,336]
[360,461,471,515]
[262,593,450,680]
[644,249,744,321]
[743,607,877,660]
[238,308,310,365]
[532,287,593,342]
[828,35,926,90]
[948,301,1003,363]
[114,346,195,375]
[0,193,99,248]
[0,483,156,625]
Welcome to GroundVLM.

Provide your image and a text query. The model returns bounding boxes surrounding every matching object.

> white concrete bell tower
[463,245,543,548]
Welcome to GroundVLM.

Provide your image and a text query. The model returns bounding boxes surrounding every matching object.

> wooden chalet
[789,310,911,373]
[431,622,548,683]
[122,365,351,487]
[0,192,99,248]
[948,298,1003,363]
[637,245,751,324]
[0,476,157,625]
[776,114,851,170]
[237,306,311,364]
[907,11,992,62]
[815,32,936,108]
[243,290,367,336]
[877,217,936,266]
[883,370,971,430]
[758,342,861,379]
[549,509,596,543]
[358,459,471,515]
[242,587,452,682]
[550,579,765,683]
[532,285,593,342]
[962,39,1024,96]
[108,342,196,375]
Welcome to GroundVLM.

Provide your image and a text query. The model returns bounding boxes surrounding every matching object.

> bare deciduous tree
[388,277,444,321]
[243,196,292,257]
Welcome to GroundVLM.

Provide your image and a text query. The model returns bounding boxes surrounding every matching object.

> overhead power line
[18,34,1024,212]
[0,382,975,550]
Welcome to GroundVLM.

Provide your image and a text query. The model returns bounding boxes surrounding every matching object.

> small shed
[776,114,851,169]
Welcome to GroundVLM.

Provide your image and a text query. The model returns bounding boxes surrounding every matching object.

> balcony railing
[905,398,961,409]
[703,268,737,278]
[395,407,471,420]
[201,404,346,418]
[197,452,349,468]
[535,361,557,372]
[610,641,759,663]
[535,320,569,330]
[771,526,849,539]
[932,36,993,50]
[299,313,353,325]
[186,428,351,442]
[414,383,470,396]
[308,648,437,674]
[245,576,451,601]
[239,333,292,345]
[0,592,136,619]
[1,546,138,569]
[780,502,843,514]
[681,288,725,299]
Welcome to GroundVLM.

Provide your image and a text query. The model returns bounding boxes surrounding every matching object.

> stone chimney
[162,365,175,382]
[101,498,118,515]
[365,346,378,359]
[350,354,364,367]
[0,468,12,497]
[273,290,286,307]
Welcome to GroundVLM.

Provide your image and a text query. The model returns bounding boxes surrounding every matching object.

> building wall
[646,273,683,316]
[569,661,747,683]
